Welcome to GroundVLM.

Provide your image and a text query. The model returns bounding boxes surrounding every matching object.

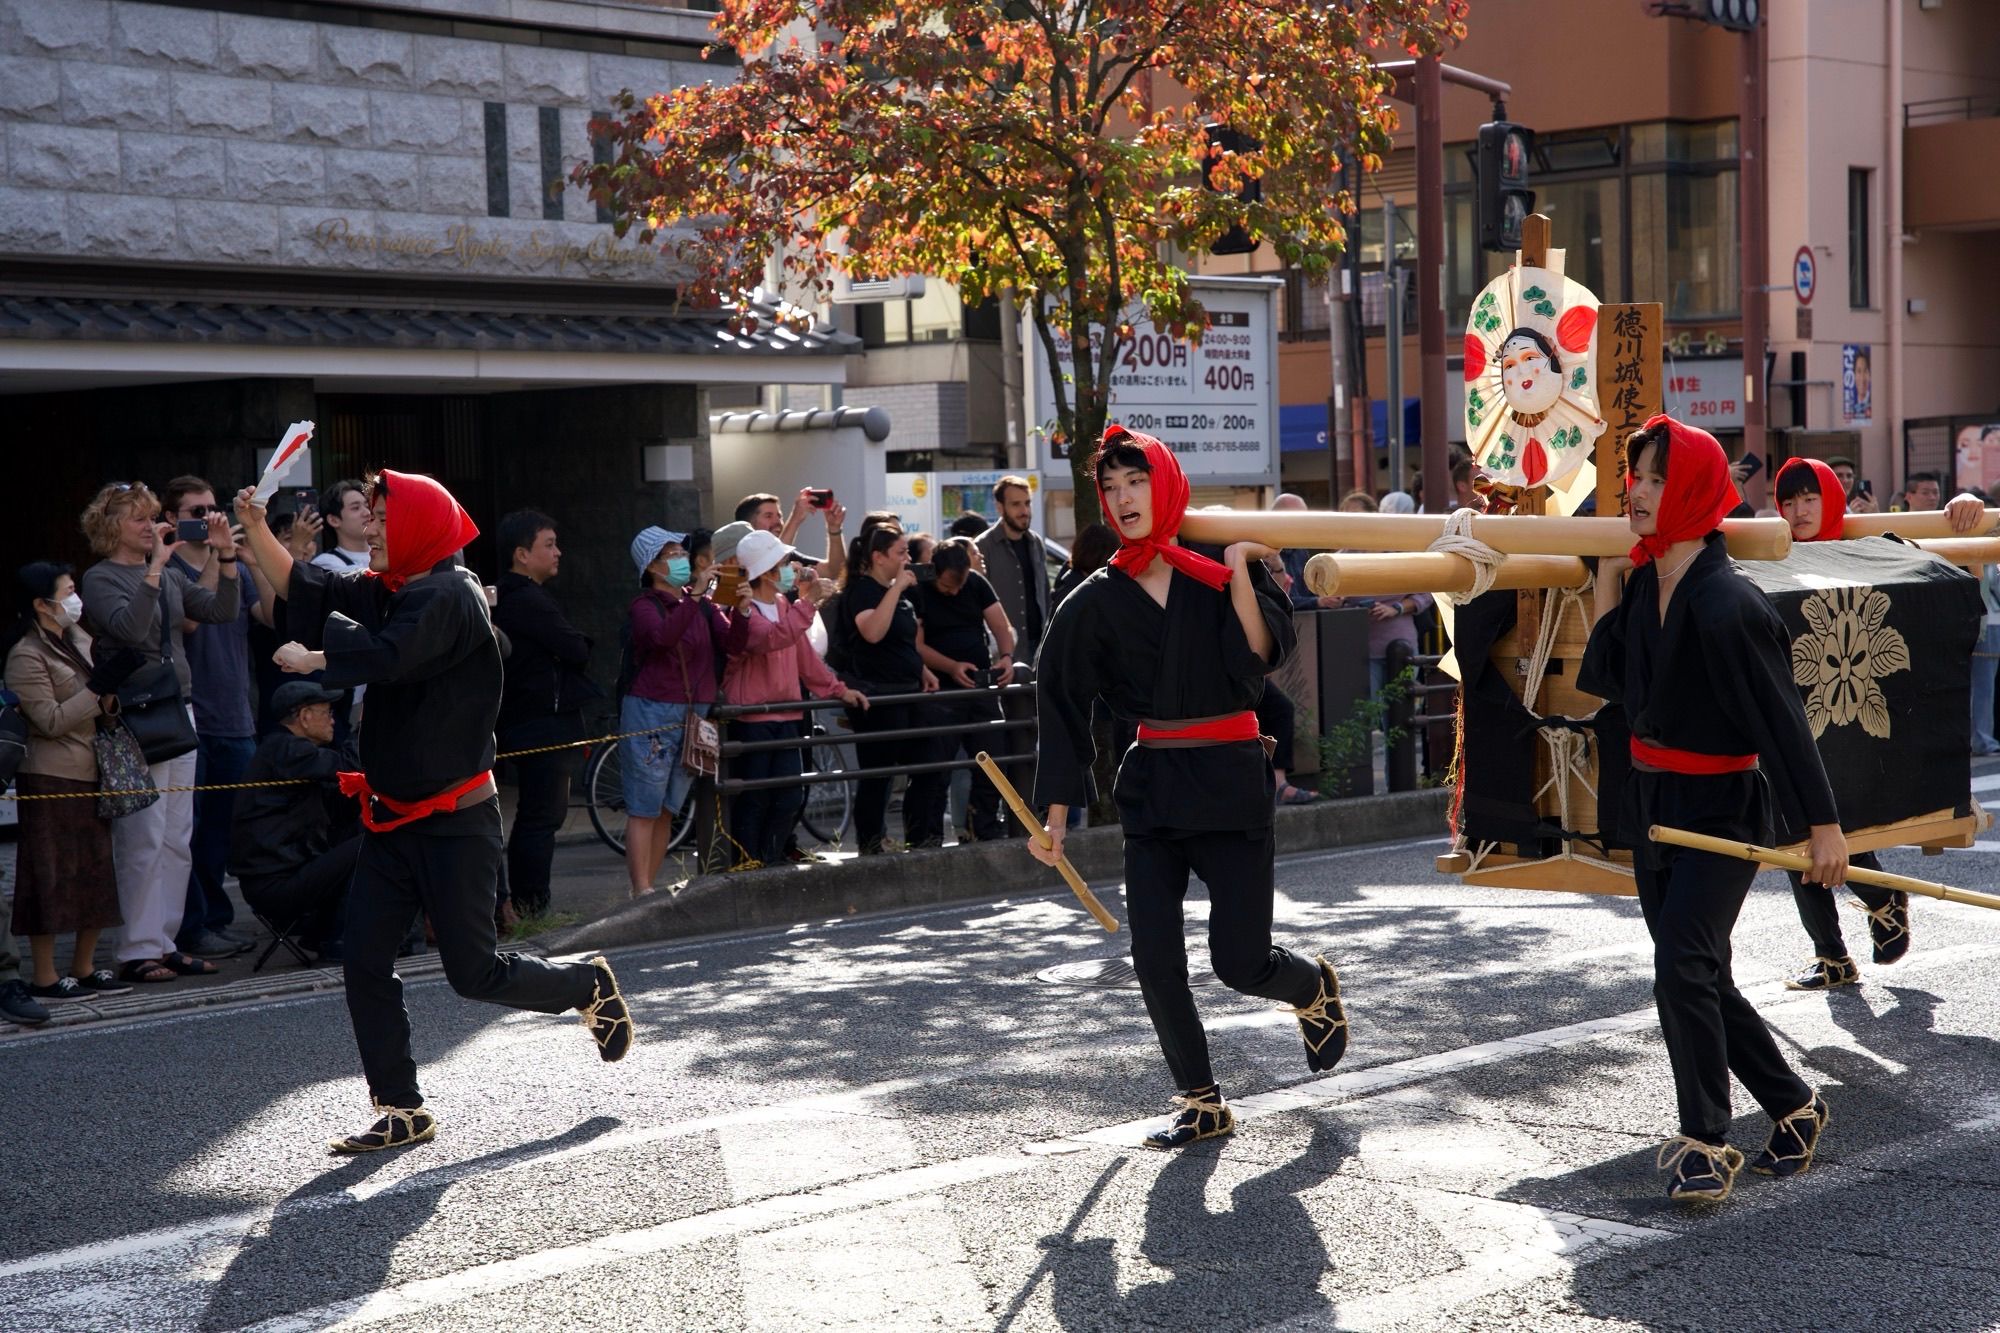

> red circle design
[1556,306,1596,355]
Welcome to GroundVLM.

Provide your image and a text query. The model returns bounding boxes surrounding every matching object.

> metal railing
[1906,94,2000,127]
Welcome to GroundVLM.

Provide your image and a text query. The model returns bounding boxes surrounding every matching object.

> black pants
[851,698,947,846]
[730,719,807,864]
[1636,847,1812,1142]
[343,802,597,1108]
[1126,828,1323,1091]
[1787,851,1893,959]
[934,688,1005,840]
[505,750,574,915]
[242,835,363,949]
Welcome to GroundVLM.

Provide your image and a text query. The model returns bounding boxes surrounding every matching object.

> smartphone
[807,488,834,510]
[286,486,319,517]
[1736,451,1765,479]
[713,566,744,603]
[974,667,1002,688]
[911,563,938,585]
[176,517,209,545]
[1858,478,1873,497]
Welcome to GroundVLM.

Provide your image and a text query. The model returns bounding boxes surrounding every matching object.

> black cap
[272,681,342,720]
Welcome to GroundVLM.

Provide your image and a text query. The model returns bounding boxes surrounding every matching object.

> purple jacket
[625,590,747,704]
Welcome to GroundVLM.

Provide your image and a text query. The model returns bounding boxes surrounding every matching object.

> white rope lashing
[1426,506,1507,601]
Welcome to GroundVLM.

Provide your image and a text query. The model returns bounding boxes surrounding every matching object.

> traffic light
[1202,125,1261,257]
[1476,121,1535,252]
[1697,0,1759,31]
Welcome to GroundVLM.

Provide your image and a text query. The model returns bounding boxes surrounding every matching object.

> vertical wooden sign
[1593,302,1663,517]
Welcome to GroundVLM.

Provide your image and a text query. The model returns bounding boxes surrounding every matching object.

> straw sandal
[330,1102,438,1154]
[1858,894,1911,965]
[1751,1095,1830,1177]
[1143,1086,1235,1151]
[1783,955,1860,991]
[1292,955,1350,1072]
[578,956,634,1062]
[1658,1137,1745,1203]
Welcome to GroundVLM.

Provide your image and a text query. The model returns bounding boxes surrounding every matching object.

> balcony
[1905,96,2000,232]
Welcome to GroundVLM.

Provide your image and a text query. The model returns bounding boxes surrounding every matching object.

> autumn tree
[581,0,1468,526]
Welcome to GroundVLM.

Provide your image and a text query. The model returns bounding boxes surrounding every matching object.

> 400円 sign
[1032,279,1279,483]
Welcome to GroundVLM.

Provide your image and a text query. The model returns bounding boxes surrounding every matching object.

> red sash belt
[1136,711,1261,746]
[339,770,494,833]
[1628,737,1757,776]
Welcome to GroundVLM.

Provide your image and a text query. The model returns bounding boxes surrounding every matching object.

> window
[1630,169,1738,320]
[1849,168,1872,309]
[484,103,509,219]
[538,108,563,222]
[857,279,991,348]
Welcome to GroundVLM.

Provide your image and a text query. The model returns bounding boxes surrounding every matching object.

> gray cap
[272,681,342,720]
[711,521,754,564]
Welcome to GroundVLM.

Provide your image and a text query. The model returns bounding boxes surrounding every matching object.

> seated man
[230,682,362,962]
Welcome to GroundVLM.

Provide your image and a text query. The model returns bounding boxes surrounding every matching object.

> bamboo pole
[975,752,1118,933]
[1302,551,1588,598]
[1843,509,2000,540]
[1648,824,2000,912]
[1911,537,2000,569]
[1175,510,1792,560]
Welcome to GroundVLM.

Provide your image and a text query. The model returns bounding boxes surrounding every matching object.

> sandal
[119,959,178,984]
[162,952,220,977]
[1276,784,1321,806]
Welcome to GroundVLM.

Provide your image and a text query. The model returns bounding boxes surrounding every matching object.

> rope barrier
[0,719,692,801]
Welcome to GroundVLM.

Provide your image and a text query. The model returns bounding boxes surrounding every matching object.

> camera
[807,488,834,510]
[286,486,319,517]
[175,517,210,545]
[911,563,938,585]
[713,566,745,603]
[973,667,1002,688]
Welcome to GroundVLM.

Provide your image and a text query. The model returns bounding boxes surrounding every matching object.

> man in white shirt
[312,480,374,577]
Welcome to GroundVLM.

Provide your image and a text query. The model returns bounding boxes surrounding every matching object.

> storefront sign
[1030,278,1279,485]
[1662,355,1745,431]
[1842,343,1873,425]
[1954,424,2000,493]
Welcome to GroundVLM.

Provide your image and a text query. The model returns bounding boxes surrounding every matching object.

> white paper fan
[1463,266,1607,490]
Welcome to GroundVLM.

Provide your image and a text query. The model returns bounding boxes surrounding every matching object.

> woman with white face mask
[1,562,143,1018]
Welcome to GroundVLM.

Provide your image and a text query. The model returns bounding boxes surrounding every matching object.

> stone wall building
[0,0,855,655]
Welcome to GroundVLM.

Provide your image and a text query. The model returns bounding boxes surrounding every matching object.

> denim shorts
[619,695,708,819]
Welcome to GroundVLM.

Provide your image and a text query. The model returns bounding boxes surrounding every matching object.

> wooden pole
[1843,510,2000,540]
[1175,510,1792,560]
[1912,537,2000,568]
[1648,824,2000,912]
[1303,551,1587,598]
[975,752,1118,933]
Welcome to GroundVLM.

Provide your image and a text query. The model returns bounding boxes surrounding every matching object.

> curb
[546,788,1451,953]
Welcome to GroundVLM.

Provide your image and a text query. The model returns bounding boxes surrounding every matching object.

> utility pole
[1416,54,1447,515]
[1384,193,1403,494]
[1740,14,1768,470]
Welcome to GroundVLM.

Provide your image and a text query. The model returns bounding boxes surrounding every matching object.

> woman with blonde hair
[77,482,242,983]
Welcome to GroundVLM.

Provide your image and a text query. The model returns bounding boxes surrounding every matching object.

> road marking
[1971,772,2000,794]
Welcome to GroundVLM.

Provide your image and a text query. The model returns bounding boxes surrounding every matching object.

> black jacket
[492,572,596,744]
[229,729,361,881]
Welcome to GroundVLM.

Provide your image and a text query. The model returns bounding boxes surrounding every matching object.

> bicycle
[584,722,853,857]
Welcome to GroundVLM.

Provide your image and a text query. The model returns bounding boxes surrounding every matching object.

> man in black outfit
[915,539,1016,842]
[231,681,362,962]
[491,510,596,917]
[976,477,1052,664]
[236,471,631,1155]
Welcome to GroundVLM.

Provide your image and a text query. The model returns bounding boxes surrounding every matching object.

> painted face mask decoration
[1499,331,1563,418]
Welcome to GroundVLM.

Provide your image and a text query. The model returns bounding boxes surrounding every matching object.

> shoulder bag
[114,599,199,764]
[674,628,721,780]
[94,716,160,818]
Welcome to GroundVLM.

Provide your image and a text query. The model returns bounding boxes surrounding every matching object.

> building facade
[1,0,855,650]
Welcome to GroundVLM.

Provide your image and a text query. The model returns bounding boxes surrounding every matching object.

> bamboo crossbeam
[1648,824,2000,912]
[1176,510,1792,560]
[1302,551,1588,598]
[1911,537,2000,569]
[1843,509,2000,540]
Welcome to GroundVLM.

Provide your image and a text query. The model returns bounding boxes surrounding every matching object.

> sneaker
[1143,1087,1235,1151]
[859,837,903,856]
[329,1101,438,1154]
[1859,894,1911,966]
[1784,955,1860,991]
[185,931,252,960]
[0,980,51,1026]
[217,927,257,948]
[1751,1094,1831,1177]
[907,835,945,850]
[74,969,133,995]
[1658,1137,1746,1203]
[1291,955,1350,1073]
[26,976,87,1001]
[785,845,828,865]
[577,956,633,1062]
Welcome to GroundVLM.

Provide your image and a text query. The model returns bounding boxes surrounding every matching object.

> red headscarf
[370,469,481,593]
[1773,456,1847,541]
[1627,414,1741,565]
[1095,426,1233,591]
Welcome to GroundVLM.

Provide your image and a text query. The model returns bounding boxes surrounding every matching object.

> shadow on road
[1036,1120,1355,1331]
[196,1115,621,1332]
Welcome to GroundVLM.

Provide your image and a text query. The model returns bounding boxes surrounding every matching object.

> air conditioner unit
[832,274,928,304]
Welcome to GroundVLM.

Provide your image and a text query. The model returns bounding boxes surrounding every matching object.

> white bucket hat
[735,529,796,582]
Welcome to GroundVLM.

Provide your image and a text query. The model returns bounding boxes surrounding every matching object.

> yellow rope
[1,719,692,800]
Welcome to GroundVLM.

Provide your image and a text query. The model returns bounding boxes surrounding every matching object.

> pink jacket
[723,597,846,723]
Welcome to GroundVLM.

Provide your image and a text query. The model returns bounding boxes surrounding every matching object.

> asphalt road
[8,823,2000,1331]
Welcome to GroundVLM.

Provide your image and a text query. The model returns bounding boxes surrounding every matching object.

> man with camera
[736,487,847,585]
[915,538,1017,842]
